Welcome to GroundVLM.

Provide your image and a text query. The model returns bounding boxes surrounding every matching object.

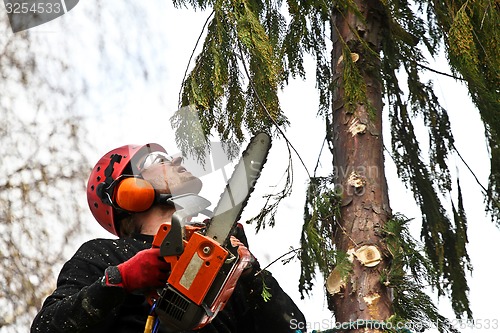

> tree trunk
[327,0,393,330]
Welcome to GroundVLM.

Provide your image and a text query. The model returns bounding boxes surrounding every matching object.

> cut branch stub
[354,245,382,267]
[348,118,367,136]
[347,171,367,196]
[326,267,347,295]
[337,52,360,66]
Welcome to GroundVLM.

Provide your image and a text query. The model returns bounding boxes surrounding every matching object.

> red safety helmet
[87,143,166,236]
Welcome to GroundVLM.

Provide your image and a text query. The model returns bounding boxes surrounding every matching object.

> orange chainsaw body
[151,222,251,330]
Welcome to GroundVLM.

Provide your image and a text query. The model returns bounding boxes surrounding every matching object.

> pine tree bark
[327,0,393,330]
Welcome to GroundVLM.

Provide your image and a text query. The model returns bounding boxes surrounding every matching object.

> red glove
[107,248,170,292]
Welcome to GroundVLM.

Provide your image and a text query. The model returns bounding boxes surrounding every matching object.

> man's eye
[153,157,171,165]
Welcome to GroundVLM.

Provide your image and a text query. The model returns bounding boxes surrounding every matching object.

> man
[31,143,305,332]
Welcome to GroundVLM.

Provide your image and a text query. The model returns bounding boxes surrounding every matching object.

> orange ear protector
[115,177,156,212]
[96,154,172,213]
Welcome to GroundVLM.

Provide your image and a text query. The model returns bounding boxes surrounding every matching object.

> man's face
[139,155,203,195]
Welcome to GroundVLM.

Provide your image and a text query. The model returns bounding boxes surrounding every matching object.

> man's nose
[171,156,183,165]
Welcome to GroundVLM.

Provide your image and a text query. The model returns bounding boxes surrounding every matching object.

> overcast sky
[24,1,499,332]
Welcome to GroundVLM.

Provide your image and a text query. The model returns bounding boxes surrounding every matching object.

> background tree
[0,2,165,331]
[0,12,90,330]
[170,0,499,331]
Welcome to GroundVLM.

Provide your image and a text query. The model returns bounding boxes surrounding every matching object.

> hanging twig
[314,136,328,177]
[416,62,466,82]
[236,41,312,180]
[254,247,301,276]
[177,11,215,108]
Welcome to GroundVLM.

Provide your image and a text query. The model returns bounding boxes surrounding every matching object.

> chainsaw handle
[159,212,185,257]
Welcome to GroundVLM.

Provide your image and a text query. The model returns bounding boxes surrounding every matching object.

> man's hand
[229,236,259,278]
[106,248,170,292]
[229,236,246,248]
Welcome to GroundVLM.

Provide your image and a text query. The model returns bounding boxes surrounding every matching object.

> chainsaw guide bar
[206,132,272,246]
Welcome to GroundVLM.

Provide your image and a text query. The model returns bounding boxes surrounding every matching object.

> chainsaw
[150,132,272,331]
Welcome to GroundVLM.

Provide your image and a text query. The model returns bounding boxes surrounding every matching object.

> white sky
[24,1,499,332]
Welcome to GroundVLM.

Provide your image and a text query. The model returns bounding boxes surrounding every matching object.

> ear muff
[113,177,174,212]
[115,177,156,212]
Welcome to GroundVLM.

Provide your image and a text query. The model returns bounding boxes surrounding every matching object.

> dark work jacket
[31,232,306,333]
